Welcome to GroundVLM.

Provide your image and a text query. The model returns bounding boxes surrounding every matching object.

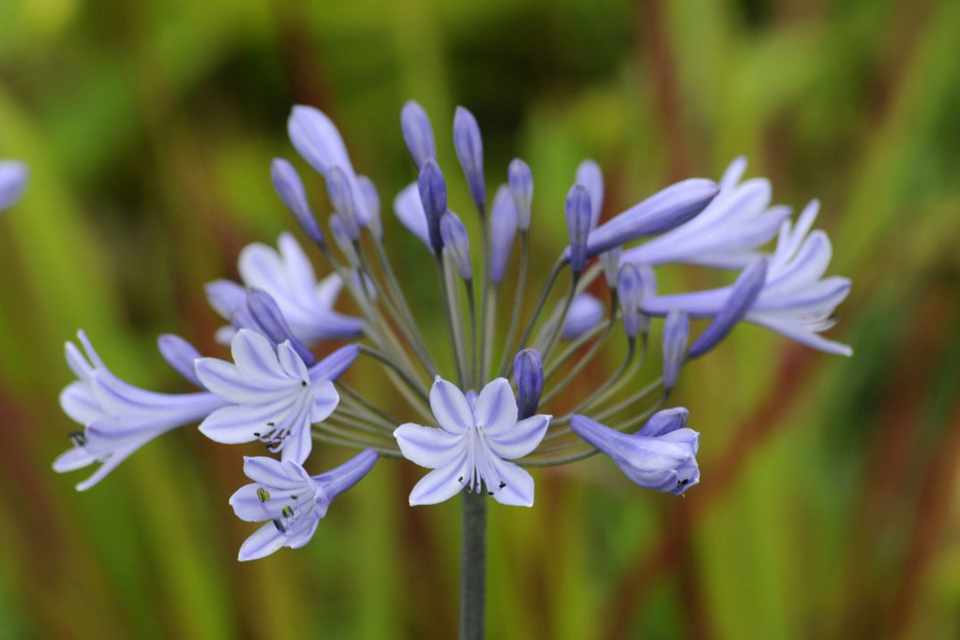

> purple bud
[583,179,719,259]
[513,348,544,419]
[157,334,202,386]
[601,248,622,288]
[0,161,28,211]
[565,184,592,274]
[508,158,533,230]
[356,175,382,239]
[328,214,355,260]
[662,311,689,391]
[417,159,447,255]
[271,159,324,247]
[488,185,517,284]
[314,449,379,501]
[617,263,650,339]
[575,159,604,229]
[246,289,316,365]
[453,106,485,214]
[440,212,472,280]
[687,257,767,358]
[637,407,690,437]
[401,101,436,169]
[325,166,360,240]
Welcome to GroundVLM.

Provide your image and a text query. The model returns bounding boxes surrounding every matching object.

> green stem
[459,491,486,640]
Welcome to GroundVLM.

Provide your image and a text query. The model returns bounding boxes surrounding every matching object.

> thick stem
[459,491,486,640]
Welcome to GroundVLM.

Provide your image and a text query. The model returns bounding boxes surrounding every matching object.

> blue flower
[230,451,378,561]
[570,409,700,495]
[394,377,551,507]
[205,233,362,346]
[0,161,27,211]
[53,332,227,491]
[195,329,355,464]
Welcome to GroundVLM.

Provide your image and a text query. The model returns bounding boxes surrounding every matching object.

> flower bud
[508,158,533,230]
[400,100,436,169]
[453,106,486,214]
[246,289,316,365]
[417,159,447,255]
[562,293,604,340]
[662,310,689,392]
[324,166,359,241]
[565,184,592,274]
[488,185,517,284]
[513,349,544,419]
[601,248,622,289]
[271,159,324,247]
[687,257,767,358]
[440,212,472,280]
[356,175,382,240]
[575,159,603,229]
[617,263,649,339]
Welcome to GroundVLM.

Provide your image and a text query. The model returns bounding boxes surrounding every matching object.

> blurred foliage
[1,0,960,638]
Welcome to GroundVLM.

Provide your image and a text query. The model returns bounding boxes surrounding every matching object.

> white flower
[195,329,350,464]
[394,377,551,507]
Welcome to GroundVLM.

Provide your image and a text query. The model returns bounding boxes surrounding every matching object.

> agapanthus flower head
[230,451,378,561]
[570,409,700,495]
[394,377,551,507]
[53,331,225,491]
[0,161,28,211]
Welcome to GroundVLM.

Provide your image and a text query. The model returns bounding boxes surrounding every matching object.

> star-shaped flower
[230,451,378,561]
[195,329,352,464]
[394,376,551,507]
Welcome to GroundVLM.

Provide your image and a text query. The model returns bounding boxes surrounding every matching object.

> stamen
[273,519,287,533]
[69,431,87,447]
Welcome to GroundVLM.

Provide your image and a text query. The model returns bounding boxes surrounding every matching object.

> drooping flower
[641,201,852,355]
[230,451,378,561]
[206,233,362,346]
[394,377,551,507]
[620,157,790,269]
[570,409,700,495]
[0,161,28,211]
[562,293,605,340]
[53,332,227,491]
[195,329,353,464]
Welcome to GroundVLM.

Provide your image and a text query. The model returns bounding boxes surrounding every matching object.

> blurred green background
[2,0,960,638]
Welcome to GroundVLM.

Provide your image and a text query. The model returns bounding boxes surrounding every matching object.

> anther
[281,505,294,519]
[257,488,270,503]
[272,519,287,533]
[69,431,87,447]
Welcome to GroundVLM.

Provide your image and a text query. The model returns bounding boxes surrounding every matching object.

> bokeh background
[2,0,960,638]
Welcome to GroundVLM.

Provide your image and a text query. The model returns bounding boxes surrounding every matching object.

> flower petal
[474,378,518,435]
[408,450,469,506]
[231,329,288,380]
[429,377,473,433]
[195,357,294,404]
[52,446,97,473]
[242,456,304,489]
[394,423,464,469]
[488,457,535,507]
[309,381,339,423]
[238,522,287,561]
[198,398,295,444]
[60,382,101,424]
[486,414,550,460]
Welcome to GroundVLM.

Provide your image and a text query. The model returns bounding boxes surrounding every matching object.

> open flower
[206,233,362,346]
[570,408,700,495]
[0,161,28,211]
[230,451,378,561]
[53,331,226,491]
[394,377,551,507]
[640,201,852,356]
[620,157,790,269]
[195,329,354,464]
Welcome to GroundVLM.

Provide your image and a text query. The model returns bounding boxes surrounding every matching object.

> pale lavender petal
[206,280,247,320]
[198,397,295,444]
[429,377,473,434]
[474,378,518,436]
[487,456,534,507]
[393,182,432,249]
[195,358,295,404]
[52,446,97,473]
[718,156,747,192]
[60,382,101,424]
[394,424,464,468]
[276,341,310,381]
[408,450,469,506]
[486,414,550,460]
[243,455,304,489]
[308,344,359,383]
[687,258,768,358]
[287,105,354,175]
[238,522,287,561]
[231,329,288,380]
[309,381,339,423]
[562,294,604,340]
[314,449,379,500]
[157,334,202,386]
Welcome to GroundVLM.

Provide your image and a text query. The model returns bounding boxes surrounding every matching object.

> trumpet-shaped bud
[356,175,382,239]
[401,100,436,169]
[508,158,533,230]
[440,212,472,280]
[246,289,317,366]
[417,159,448,255]
[565,185,592,274]
[488,185,518,284]
[513,349,544,419]
[662,311,689,392]
[271,159,324,248]
[453,106,486,214]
